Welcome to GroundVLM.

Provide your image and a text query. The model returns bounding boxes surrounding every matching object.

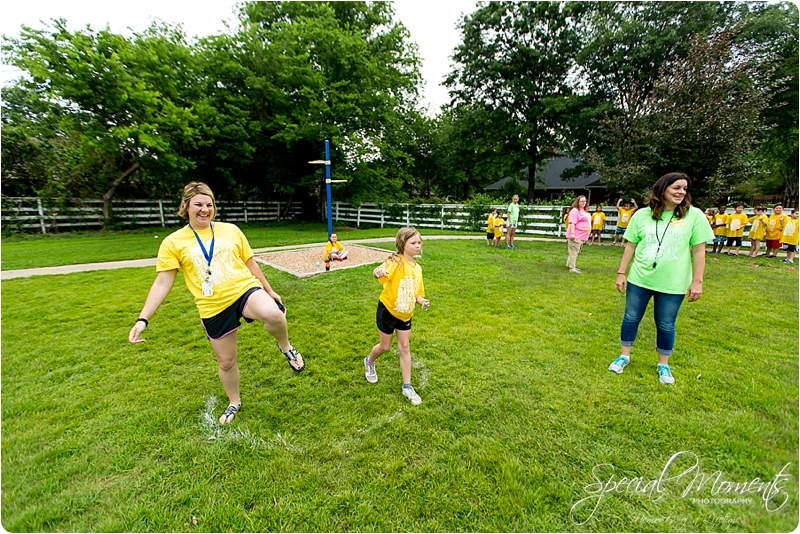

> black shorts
[376,300,411,335]
[487,232,494,240]
[786,244,798,253]
[201,287,262,340]
[726,236,742,247]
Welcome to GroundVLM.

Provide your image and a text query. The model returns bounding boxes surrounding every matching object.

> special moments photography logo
[569,451,792,525]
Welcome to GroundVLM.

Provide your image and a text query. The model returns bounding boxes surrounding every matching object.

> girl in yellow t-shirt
[493,211,506,248]
[128,182,305,426]
[589,205,606,245]
[364,227,429,405]
[325,233,349,263]
[781,209,799,264]
[747,207,769,257]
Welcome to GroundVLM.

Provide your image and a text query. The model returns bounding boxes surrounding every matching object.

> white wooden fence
[1,198,302,233]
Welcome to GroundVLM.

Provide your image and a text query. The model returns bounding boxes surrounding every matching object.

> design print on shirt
[190,239,240,285]
[393,275,419,315]
[785,220,797,237]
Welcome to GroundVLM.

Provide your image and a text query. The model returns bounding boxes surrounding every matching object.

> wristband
[616,272,626,275]
[136,318,149,327]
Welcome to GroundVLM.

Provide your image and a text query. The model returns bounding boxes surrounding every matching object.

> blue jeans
[620,283,685,356]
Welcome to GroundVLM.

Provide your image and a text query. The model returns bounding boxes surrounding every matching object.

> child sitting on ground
[325,233,349,262]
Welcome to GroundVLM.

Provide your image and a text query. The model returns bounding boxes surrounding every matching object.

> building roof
[484,156,602,191]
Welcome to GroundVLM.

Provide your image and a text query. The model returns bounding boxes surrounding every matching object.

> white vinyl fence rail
[1,198,302,233]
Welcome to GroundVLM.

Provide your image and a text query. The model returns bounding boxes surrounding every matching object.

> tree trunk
[102,162,141,228]
[282,194,293,219]
[527,142,538,202]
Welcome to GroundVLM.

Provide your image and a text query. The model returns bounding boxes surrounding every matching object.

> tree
[2,21,200,224]
[445,1,586,201]
[587,29,776,206]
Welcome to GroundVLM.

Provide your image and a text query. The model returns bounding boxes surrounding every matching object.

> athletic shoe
[402,385,422,405]
[364,357,378,383]
[608,356,629,374]
[657,364,675,385]
[569,268,581,273]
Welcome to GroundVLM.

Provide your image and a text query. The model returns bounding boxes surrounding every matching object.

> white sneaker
[402,385,422,405]
[364,357,378,383]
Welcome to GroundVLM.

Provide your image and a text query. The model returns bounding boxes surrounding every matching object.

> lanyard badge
[189,223,215,296]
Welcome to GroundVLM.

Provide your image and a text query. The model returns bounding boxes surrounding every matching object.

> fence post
[37,198,47,234]
[158,200,165,227]
[244,201,248,224]
[406,204,410,226]
[336,202,339,221]
[357,206,361,228]
[441,206,445,230]
[381,209,385,228]
[276,202,281,221]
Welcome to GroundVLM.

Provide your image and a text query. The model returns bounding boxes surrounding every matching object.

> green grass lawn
[0,222,472,271]
[1,238,798,532]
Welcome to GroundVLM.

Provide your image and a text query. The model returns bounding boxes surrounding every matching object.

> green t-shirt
[624,206,714,295]
[508,202,520,225]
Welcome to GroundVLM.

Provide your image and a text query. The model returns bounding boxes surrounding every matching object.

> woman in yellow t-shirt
[364,227,429,405]
[128,182,305,425]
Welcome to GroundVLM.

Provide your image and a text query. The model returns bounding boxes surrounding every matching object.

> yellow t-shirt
[486,214,495,233]
[726,213,749,238]
[377,256,425,322]
[713,213,729,237]
[747,215,769,240]
[156,222,260,319]
[617,208,635,229]
[766,214,786,240]
[494,217,506,238]
[325,241,343,261]
[591,212,606,230]
[780,217,799,246]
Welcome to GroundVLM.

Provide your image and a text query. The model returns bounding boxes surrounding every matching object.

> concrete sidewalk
[3,235,557,280]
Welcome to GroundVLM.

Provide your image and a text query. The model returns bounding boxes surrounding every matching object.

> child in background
[325,233,349,263]
[486,208,497,246]
[613,198,638,246]
[589,205,606,245]
[746,206,769,258]
[711,205,728,254]
[364,227,429,405]
[780,209,799,264]
[764,205,786,258]
[493,211,506,248]
[723,204,749,256]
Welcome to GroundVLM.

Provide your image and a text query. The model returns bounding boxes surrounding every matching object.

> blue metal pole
[325,139,332,236]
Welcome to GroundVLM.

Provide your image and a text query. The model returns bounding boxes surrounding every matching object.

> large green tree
[445,1,586,201]
[587,29,776,206]
[2,21,201,223]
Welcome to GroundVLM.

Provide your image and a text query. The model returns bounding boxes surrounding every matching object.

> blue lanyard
[189,223,215,276]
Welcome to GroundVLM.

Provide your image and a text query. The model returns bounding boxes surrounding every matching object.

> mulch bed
[255,244,393,278]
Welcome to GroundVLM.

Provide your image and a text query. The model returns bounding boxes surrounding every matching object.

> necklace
[652,213,674,269]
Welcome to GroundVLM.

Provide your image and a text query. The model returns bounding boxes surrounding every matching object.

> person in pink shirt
[566,195,591,273]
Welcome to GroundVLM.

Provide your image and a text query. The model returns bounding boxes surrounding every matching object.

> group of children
[706,203,798,264]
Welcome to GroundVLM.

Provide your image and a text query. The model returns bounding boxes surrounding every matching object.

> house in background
[484,156,607,205]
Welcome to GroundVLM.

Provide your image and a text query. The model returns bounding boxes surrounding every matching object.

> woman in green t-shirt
[607,173,714,385]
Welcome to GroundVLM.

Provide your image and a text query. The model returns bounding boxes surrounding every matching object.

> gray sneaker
[402,385,422,405]
[608,356,630,374]
[364,357,378,383]
[657,364,675,385]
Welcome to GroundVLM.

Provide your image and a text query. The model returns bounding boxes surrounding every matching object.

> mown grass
[0,221,472,271]
[1,239,798,532]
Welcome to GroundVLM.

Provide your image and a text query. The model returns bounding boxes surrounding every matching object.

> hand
[615,273,627,294]
[419,298,430,310]
[374,266,388,278]
[268,290,282,304]
[129,321,147,343]
[687,281,703,302]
